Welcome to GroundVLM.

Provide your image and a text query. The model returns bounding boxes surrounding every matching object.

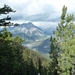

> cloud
[33,21,58,31]
[0,0,75,27]
[10,3,59,22]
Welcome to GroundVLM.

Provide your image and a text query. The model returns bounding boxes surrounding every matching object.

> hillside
[23,47,50,66]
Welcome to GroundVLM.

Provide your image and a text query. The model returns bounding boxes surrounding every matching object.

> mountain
[7,22,50,54]
[32,38,50,53]
[39,25,56,35]
[8,22,45,40]
[43,26,56,35]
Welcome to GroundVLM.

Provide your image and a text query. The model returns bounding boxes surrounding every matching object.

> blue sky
[0,0,75,28]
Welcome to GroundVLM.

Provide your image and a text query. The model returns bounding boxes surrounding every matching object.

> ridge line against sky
[0,0,75,28]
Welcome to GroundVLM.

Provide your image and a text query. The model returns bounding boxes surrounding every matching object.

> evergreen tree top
[0,4,15,15]
[0,5,16,26]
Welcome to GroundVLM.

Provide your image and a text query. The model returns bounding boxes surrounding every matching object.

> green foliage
[23,47,50,75]
[49,36,59,75]
[38,58,42,75]
[0,27,25,75]
[49,5,75,75]
[56,6,75,75]
[0,5,15,26]
[0,5,15,14]
[0,5,25,75]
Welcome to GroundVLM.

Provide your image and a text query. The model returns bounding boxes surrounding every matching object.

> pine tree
[49,36,59,75]
[38,58,42,75]
[55,5,75,75]
[0,5,25,75]
[0,5,15,26]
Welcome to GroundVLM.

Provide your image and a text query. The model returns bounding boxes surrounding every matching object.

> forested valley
[0,5,75,75]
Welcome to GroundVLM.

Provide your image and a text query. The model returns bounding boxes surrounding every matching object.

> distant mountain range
[42,26,56,35]
[7,22,55,54]
[8,22,45,40]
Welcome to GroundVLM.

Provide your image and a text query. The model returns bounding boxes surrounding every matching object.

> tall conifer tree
[55,5,75,75]
[0,5,25,75]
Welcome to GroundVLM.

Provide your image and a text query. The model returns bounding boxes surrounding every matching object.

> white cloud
[0,0,75,27]
[33,21,58,29]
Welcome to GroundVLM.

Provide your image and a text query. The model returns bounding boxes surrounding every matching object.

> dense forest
[0,5,75,75]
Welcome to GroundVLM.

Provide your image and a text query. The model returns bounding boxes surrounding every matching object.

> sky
[0,0,75,28]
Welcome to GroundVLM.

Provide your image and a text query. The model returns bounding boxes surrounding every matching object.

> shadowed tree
[0,5,25,75]
[49,36,59,75]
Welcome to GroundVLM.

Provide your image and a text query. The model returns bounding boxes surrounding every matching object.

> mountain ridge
[7,22,50,54]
